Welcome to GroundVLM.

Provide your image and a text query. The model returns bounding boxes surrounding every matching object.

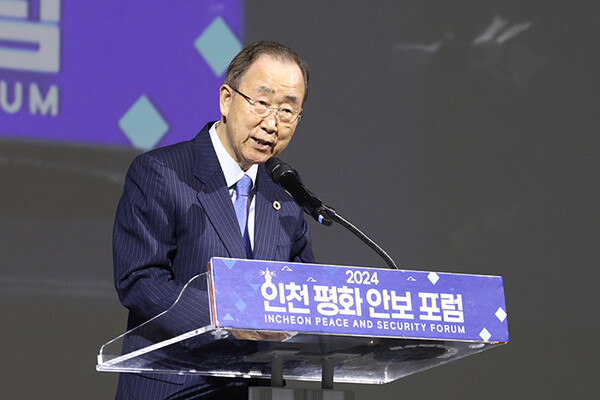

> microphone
[265,157,333,225]
[265,157,398,269]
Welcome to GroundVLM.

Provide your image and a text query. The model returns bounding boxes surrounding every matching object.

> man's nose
[261,113,278,133]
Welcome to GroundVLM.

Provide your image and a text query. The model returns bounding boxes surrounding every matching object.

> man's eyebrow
[256,86,275,94]
[282,94,300,106]
[256,86,301,106]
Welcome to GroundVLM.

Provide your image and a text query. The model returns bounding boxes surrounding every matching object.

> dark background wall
[1,1,598,398]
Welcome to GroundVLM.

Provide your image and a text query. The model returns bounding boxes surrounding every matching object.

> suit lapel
[192,125,247,259]
[253,166,281,260]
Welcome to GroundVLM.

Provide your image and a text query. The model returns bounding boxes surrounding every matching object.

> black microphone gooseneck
[265,157,398,270]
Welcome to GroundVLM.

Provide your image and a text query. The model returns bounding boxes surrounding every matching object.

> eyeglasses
[230,87,302,124]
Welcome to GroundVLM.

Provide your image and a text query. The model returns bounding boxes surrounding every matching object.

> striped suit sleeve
[113,153,184,322]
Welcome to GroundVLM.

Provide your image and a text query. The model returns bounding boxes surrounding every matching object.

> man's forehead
[244,56,303,81]
[238,55,304,102]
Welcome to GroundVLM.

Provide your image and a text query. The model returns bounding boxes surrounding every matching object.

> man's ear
[219,84,233,117]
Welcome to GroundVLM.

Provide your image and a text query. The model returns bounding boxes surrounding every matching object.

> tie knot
[236,174,252,197]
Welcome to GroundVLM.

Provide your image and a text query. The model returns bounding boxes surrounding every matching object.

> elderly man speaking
[113,41,314,399]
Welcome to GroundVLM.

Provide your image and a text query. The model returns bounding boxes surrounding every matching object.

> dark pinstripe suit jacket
[113,122,314,399]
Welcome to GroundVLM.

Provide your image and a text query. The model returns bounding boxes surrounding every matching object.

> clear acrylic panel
[97,272,505,384]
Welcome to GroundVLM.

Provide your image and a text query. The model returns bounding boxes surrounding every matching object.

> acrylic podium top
[97,258,508,384]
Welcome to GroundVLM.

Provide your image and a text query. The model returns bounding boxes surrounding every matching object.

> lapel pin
[273,201,281,211]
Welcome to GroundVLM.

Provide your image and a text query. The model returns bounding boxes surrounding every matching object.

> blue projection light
[194,16,243,77]
[119,95,170,151]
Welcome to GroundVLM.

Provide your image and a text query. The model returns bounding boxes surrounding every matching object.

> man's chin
[239,155,271,170]
[244,151,276,166]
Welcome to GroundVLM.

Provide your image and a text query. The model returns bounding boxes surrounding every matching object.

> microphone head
[265,157,293,183]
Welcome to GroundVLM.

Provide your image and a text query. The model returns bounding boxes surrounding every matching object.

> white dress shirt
[209,122,258,249]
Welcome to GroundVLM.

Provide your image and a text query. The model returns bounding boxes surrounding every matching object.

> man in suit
[113,41,314,399]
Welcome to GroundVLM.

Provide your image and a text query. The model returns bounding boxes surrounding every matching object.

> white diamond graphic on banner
[479,328,492,341]
[427,272,440,285]
[495,307,507,322]
[235,298,247,312]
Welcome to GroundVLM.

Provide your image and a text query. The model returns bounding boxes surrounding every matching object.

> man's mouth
[252,137,273,148]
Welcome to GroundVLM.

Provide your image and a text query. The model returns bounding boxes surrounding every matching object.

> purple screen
[0,0,244,150]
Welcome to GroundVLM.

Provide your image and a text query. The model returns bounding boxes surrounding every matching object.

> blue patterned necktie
[234,174,253,258]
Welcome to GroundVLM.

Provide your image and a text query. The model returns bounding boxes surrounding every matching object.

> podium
[97,258,509,399]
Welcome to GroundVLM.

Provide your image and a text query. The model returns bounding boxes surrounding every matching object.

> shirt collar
[209,122,258,189]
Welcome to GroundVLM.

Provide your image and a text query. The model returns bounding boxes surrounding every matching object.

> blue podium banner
[209,258,509,343]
